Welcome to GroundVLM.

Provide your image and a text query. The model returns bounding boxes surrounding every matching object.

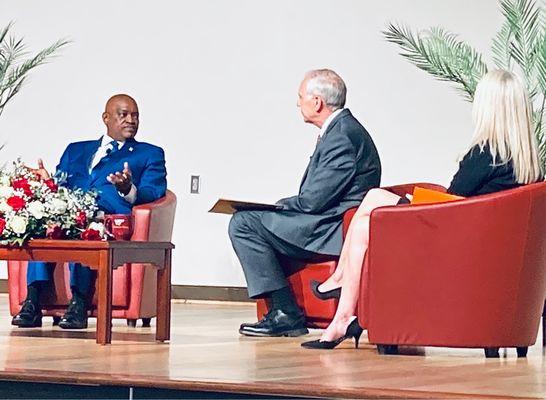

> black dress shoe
[11,299,42,328]
[301,318,363,350]
[58,298,88,329]
[310,280,341,300]
[239,309,308,337]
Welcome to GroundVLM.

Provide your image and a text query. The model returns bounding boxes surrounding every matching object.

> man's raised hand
[107,162,133,195]
[27,158,51,180]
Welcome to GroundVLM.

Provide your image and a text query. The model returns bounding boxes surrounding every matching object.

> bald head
[102,94,139,141]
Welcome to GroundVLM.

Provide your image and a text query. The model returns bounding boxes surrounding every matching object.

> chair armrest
[342,208,357,238]
[131,190,177,241]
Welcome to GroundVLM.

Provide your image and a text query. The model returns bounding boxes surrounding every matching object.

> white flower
[50,198,67,214]
[27,201,45,219]
[0,175,10,186]
[88,221,105,236]
[0,200,11,213]
[0,185,13,199]
[9,216,27,234]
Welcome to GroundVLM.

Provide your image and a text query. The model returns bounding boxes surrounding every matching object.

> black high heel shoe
[310,280,341,300]
[301,318,363,350]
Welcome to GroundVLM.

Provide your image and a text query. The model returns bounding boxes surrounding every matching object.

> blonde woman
[302,69,543,349]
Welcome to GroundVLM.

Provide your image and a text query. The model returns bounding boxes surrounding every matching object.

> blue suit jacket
[56,137,167,214]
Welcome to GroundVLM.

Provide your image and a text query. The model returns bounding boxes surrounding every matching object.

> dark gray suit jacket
[261,109,381,256]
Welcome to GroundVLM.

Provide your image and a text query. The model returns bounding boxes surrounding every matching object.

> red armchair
[256,258,340,329]
[257,208,361,328]
[8,190,177,327]
[359,182,546,357]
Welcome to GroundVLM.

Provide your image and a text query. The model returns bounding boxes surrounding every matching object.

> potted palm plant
[384,0,546,169]
[0,22,68,117]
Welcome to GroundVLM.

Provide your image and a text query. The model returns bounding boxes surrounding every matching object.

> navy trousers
[27,262,94,295]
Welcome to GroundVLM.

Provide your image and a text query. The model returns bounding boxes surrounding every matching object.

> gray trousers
[228,210,322,299]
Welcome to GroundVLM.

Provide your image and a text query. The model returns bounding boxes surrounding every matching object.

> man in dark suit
[12,94,167,329]
[229,69,381,337]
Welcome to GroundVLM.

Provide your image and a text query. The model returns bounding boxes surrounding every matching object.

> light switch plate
[190,175,200,194]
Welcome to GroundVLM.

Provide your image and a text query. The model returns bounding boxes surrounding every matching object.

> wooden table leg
[96,250,113,345]
[156,249,172,342]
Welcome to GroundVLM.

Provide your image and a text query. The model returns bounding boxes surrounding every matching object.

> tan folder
[209,199,283,215]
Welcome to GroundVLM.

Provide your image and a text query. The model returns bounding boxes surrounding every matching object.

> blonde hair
[470,69,542,184]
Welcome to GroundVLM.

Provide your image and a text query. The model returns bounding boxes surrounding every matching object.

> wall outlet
[190,175,200,194]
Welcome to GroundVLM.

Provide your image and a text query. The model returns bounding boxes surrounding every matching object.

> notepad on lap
[209,199,283,215]
[410,187,464,205]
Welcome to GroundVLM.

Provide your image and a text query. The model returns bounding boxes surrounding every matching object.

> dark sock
[71,289,87,306]
[26,282,43,305]
[270,286,301,315]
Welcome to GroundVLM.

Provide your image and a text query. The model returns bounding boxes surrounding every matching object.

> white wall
[0,0,502,287]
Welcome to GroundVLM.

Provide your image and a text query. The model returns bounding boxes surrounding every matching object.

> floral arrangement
[0,159,106,245]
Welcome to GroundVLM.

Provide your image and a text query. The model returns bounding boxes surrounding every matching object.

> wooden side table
[1,240,174,345]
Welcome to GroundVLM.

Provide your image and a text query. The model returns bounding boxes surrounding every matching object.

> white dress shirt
[90,136,137,204]
[319,108,344,140]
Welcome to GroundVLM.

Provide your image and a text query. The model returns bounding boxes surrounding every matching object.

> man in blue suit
[12,94,167,329]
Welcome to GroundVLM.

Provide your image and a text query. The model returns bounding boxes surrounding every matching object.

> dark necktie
[106,140,119,156]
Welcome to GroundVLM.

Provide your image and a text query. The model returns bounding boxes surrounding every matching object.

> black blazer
[261,109,381,255]
[448,144,521,196]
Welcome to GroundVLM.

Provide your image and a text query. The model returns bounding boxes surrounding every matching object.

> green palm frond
[536,37,546,152]
[536,35,546,93]
[496,0,544,97]
[0,22,68,117]
[384,0,546,169]
[500,0,543,69]
[492,20,513,70]
[383,24,488,101]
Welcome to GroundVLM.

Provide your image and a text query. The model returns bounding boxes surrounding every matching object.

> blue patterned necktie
[106,140,119,156]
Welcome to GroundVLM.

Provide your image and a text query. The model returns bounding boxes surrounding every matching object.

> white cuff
[119,184,137,204]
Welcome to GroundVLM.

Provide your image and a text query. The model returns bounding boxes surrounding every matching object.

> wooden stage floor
[0,295,544,399]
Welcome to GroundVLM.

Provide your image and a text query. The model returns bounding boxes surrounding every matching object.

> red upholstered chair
[358,182,546,357]
[256,183,444,328]
[543,302,546,348]
[8,190,177,327]
[256,257,344,329]
[256,260,337,329]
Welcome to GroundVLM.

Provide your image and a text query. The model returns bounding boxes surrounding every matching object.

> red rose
[0,218,6,235]
[44,179,58,193]
[81,228,101,241]
[75,211,87,228]
[46,224,65,239]
[7,196,26,211]
[12,178,33,197]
